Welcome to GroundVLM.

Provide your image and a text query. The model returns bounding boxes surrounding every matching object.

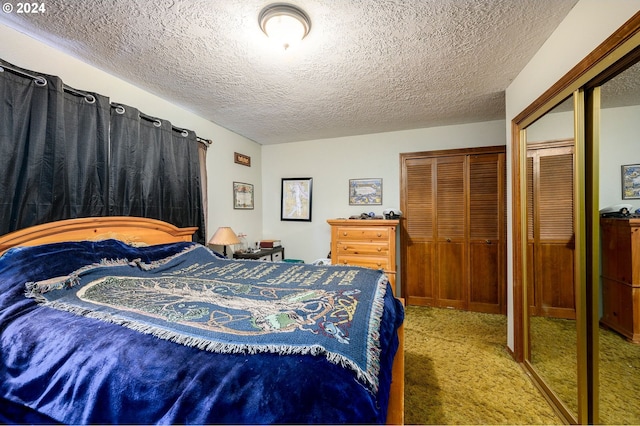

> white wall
[261,120,506,265]
[526,104,640,211]
[601,105,640,210]
[0,23,264,246]
[505,0,640,349]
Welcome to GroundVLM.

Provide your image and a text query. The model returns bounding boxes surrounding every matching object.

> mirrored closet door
[594,58,640,425]
[512,12,640,424]
[523,95,578,421]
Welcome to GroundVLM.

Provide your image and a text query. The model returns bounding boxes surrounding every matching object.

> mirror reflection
[598,60,640,425]
[525,95,577,418]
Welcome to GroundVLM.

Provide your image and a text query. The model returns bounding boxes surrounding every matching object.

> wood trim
[0,216,197,254]
[511,123,525,362]
[513,12,640,127]
[400,144,506,161]
[387,301,405,425]
[527,138,574,150]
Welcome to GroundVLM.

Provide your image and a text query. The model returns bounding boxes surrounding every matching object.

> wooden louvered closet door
[400,146,506,314]
[436,156,466,309]
[468,153,505,313]
[527,143,575,319]
[402,156,435,306]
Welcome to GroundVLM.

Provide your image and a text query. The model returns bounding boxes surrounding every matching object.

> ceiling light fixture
[259,3,311,50]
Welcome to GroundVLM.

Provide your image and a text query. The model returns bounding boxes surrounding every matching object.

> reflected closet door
[527,142,576,319]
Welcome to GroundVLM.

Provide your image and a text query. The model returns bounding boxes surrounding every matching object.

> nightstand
[233,246,284,262]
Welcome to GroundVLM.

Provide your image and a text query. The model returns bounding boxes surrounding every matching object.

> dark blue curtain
[109,105,205,243]
[0,59,110,234]
[0,59,205,243]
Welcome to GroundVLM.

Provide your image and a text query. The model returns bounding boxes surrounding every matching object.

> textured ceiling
[0,0,581,144]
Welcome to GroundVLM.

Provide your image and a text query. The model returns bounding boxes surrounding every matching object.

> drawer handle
[446,238,451,242]
[342,232,348,236]
[485,240,491,244]
[377,233,382,237]
[342,261,348,265]
[377,247,382,252]
[342,246,348,250]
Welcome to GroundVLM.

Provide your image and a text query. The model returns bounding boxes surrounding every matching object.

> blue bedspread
[0,240,404,424]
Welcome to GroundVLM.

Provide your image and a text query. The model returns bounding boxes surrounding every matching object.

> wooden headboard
[0,217,198,255]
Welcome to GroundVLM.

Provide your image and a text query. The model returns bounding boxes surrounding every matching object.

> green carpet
[404,305,562,425]
[529,315,640,425]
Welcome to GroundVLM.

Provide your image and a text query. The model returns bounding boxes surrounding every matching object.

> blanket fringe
[37,298,384,393]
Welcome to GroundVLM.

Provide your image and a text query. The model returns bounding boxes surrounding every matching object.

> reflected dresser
[600,217,640,342]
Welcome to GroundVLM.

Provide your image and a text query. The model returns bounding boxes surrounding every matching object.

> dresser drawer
[328,219,399,296]
[336,242,389,257]
[335,255,389,271]
[335,226,390,242]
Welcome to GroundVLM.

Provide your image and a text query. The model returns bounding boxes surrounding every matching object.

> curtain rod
[111,104,212,146]
[0,63,213,146]
[0,63,96,103]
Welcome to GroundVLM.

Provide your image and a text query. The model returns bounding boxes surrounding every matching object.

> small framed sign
[234,152,251,167]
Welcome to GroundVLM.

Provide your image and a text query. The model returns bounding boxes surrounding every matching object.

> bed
[0,216,404,424]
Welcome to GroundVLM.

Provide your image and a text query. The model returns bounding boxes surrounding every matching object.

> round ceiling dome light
[259,3,311,50]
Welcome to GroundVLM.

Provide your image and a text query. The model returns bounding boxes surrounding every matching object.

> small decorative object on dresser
[327,218,399,294]
[260,239,281,248]
[233,246,284,262]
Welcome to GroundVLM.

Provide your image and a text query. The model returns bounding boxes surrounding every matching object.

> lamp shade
[208,227,241,246]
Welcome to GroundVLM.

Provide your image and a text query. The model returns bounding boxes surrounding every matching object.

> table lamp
[208,227,240,257]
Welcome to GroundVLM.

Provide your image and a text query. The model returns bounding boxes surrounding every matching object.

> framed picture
[349,178,382,205]
[622,164,640,199]
[234,152,251,167]
[281,178,312,221]
[233,182,254,209]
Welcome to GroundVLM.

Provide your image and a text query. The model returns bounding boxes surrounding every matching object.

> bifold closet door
[403,156,435,306]
[468,153,505,314]
[527,144,576,319]
[435,155,466,310]
[401,146,505,312]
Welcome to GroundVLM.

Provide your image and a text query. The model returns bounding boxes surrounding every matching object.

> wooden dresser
[600,217,640,342]
[327,219,399,294]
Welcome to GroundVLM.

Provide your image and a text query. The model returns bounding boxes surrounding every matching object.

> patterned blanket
[26,245,389,392]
